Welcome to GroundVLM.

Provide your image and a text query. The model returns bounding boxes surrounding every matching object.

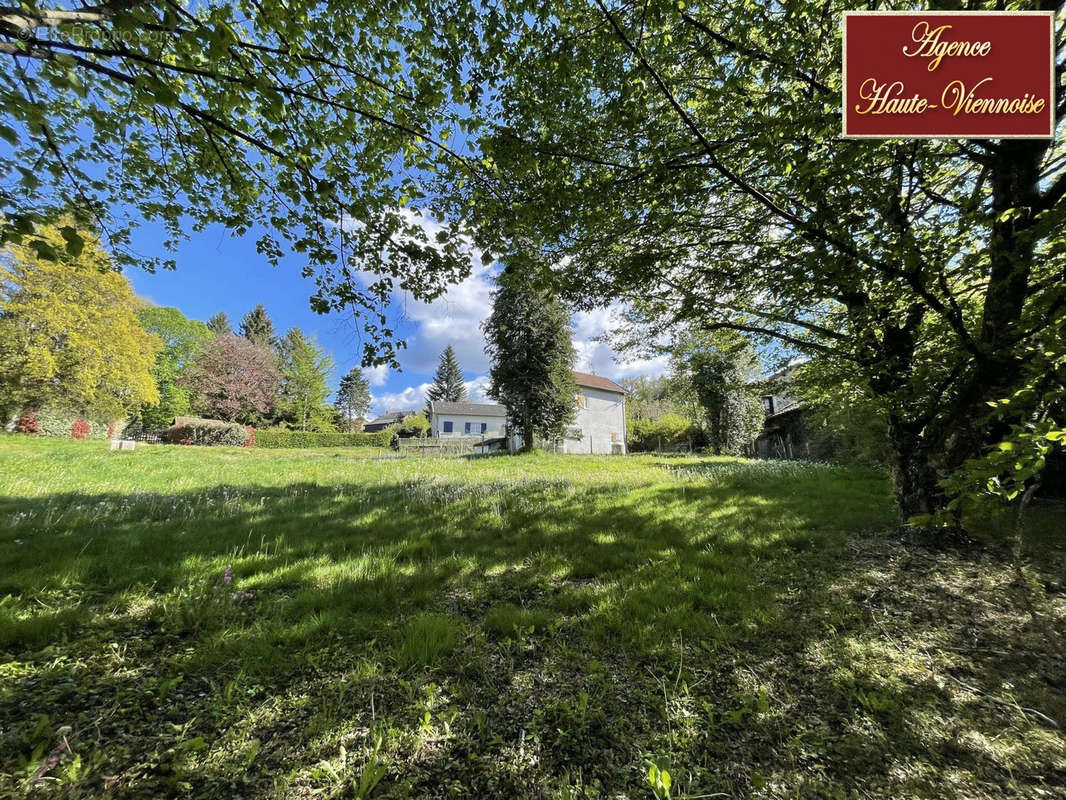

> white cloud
[364,364,390,387]
[464,374,493,402]
[372,382,432,413]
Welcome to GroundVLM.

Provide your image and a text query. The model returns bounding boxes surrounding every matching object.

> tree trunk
[887,417,941,524]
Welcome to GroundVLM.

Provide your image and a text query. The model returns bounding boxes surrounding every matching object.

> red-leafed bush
[16,411,39,434]
[107,421,116,439]
[242,426,255,447]
[70,418,91,439]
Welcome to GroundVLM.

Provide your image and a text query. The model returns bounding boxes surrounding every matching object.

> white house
[427,372,627,454]
[428,401,508,438]
[563,372,626,454]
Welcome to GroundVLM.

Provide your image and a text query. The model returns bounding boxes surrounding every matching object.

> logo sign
[843,11,1055,139]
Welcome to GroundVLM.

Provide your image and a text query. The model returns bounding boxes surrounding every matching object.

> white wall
[430,413,506,438]
[562,387,626,454]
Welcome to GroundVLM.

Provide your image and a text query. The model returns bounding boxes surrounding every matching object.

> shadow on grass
[5,467,1060,796]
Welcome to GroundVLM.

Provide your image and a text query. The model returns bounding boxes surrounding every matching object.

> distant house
[755,362,815,460]
[362,411,413,433]
[426,372,627,454]
[564,372,627,454]
[428,401,508,438]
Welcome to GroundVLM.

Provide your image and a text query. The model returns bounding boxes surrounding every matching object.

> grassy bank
[1,437,1063,798]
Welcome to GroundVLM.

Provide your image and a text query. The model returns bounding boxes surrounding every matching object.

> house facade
[563,372,627,454]
[426,373,626,454]
[428,401,508,438]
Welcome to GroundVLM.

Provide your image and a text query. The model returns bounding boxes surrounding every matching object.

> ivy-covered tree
[424,345,467,415]
[0,220,160,420]
[674,333,763,456]
[180,334,280,423]
[136,306,211,428]
[277,328,335,431]
[447,0,1066,523]
[239,304,278,350]
[335,368,372,431]
[483,268,576,450]
[207,311,233,337]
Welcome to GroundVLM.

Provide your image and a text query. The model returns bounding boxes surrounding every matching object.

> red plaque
[842,11,1055,139]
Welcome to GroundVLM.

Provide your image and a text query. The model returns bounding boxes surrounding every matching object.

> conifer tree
[483,269,576,450]
[207,312,233,337]
[239,304,277,349]
[277,328,334,430]
[424,345,467,415]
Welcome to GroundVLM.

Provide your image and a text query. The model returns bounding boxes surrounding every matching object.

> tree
[335,368,372,431]
[483,268,576,450]
[424,345,467,415]
[239,304,278,349]
[0,1,487,365]
[447,0,1066,523]
[277,328,335,431]
[136,306,211,428]
[675,333,763,456]
[619,375,676,422]
[180,335,280,423]
[0,220,160,419]
[207,312,233,337]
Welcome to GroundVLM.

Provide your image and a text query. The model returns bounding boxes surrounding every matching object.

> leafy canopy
[0,219,160,418]
[180,334,280,423]
[136,305,212,428]
[0,0,493,365]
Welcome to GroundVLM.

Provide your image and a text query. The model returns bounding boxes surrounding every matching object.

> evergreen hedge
[168,419,252,447]
[254,428,394,449]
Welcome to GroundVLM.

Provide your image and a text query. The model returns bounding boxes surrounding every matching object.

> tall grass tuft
[395,613,460,669]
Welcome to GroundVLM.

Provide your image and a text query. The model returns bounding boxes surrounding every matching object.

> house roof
[431,401,508,417]
[366,411,411,425]
[573,371,625,394]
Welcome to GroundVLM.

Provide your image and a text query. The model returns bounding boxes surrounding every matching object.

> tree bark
[887,417,941,523]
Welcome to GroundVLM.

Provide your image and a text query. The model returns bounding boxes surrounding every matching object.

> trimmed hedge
[254,428,394,449]
[168,419,251,447]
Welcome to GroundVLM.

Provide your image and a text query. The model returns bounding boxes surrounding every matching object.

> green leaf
[59,226,85,257]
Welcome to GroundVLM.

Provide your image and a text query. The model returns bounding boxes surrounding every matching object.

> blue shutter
[443,421,453,433]
[481,422,487,433]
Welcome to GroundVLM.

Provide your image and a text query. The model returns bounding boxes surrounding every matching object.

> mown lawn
[1,437,1064,798]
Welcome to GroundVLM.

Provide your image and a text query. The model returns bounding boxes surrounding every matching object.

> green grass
[0,436,1063,798]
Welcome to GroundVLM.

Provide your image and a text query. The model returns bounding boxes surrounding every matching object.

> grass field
[1,437,1064,798]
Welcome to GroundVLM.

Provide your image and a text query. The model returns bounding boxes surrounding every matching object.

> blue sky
[125,217,670,415]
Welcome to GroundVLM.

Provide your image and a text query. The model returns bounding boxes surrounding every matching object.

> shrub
[628,413,698,452]
[242,426,255,447]
[254,428,393,449]
[15,411,38,434]
[15,408,115,439]
[168,419,250,446]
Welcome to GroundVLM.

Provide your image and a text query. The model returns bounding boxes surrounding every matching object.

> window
[611,432,618,442]
[443,421,453,433]
[762,396,775,415]
[481,422,488,434]
[576,393,586,409]
[464,422,472,434]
